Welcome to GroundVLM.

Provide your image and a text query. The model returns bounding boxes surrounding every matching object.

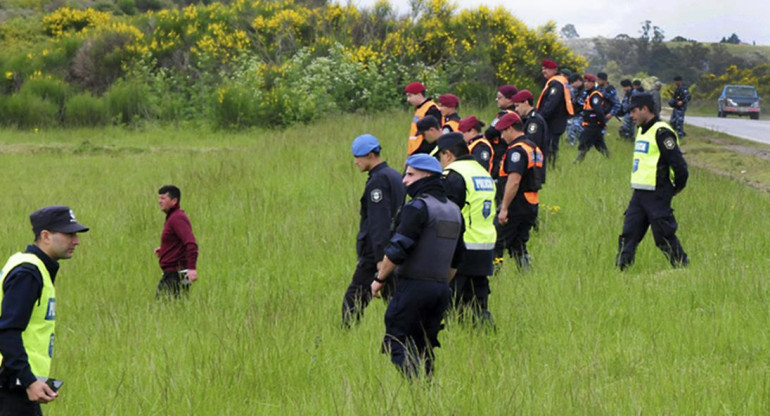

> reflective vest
[444,160,497,250]
[581,89,605,126]
[498,138,544,205]
[631,121,678,190]
[468,137,494,173]
[396,194,462,281]
[407,100,439,155]
[0,253,56,379]
[443,114,460,132]
[537,75,575,116]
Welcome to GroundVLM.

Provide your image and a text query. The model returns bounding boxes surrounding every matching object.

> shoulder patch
[480,150,490,161]
[511,152,521,163]
[663,137,676,150]
[370,189,383,203]
[527,123,538,134]
[592,96,600,105]
[549,86,558,95]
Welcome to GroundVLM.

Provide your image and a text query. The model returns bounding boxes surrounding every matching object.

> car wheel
[750,113,759,120]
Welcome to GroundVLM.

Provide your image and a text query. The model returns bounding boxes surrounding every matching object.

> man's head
[620,79,632,93]
[416,115,442,143]
[351,134,382,172]
[435,132,469,168]
[438,94,459,116]
[511,89,534,118]
[404,81,427,107]
[541,59,558,79]
[673,75,683,87]
[568,73,583,89]
[30,205,89,261]
[583,74,597,90]
[158,185,181,213]
[654,81,662,90]
[458,116,485,142]
[629,93,656,126]
[403,154,443,187]
[632,79,643,91]
[495,112,524,143]
[597,72,609,87]
[496,85,518,109]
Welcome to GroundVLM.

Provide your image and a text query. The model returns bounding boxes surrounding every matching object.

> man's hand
[371,280,384,299]
[186,269,198,283]
[498,208,509,225]
[26,380,57,403]
[154,247,161,258]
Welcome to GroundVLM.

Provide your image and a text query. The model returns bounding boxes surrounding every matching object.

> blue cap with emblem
[405,154,443,174]
[351,134,381,157]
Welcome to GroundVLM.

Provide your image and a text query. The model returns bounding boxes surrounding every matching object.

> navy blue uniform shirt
[358,162,406,263]
[0,245,59,388]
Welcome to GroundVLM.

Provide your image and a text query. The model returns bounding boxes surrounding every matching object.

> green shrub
[106,80,156,124]
[0,93,59,128]
[20,77,70,109]
[117,0,138,16]
[64,92,109,126]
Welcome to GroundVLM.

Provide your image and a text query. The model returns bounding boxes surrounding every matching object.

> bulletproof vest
[396,194,462,281]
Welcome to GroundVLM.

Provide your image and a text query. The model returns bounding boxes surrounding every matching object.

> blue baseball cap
[405,154,443,174]
[351,134,381,157]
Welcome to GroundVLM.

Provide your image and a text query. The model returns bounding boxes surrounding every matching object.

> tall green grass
[1,112,769,414]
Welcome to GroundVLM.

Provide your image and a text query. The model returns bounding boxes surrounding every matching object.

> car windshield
[726,87,758,98]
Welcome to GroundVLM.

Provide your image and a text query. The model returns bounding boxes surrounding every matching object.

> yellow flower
[4,71,12,80]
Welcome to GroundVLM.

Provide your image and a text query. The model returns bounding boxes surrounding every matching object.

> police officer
[565,73,584,146]
[436,133,496,325]
[632,79,645,94]
[596,72,621,122]
[405,81,443,155]
[458,116,494,173]
[342,134,406,327]
[511,89,550,164]
[651,81,663,116]
[0,206,89,415]
[536,59,574,168]
[616,94,689,270]
[617,79,635,141]
[437,94,461,133]
[485,84,519,178]
[575,74,610,161]
[496,112,545,269]
[414,115,443,155]
[669,75,691,137]
[371,154,463,378]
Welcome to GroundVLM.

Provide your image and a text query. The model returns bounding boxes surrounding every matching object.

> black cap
[620,79,632,87]
[416,115,441,133]
[632,79,642,86]
[436,132,466,154]
[597,72,608,80]
[629,93,655,111]
[30,206,90,235]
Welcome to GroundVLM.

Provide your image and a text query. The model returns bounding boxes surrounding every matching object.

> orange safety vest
[498,139,544,205]
[468,137,495,173]
[537,75,574,116]
[581,89,604,127]
[443,116,460,132]
[408,100,439,155]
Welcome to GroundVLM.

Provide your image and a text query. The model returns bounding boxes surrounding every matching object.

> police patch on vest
[592,96,600,105]
[370,189,383,203]
[413,115,420,123]
[511,152,521,163]
[528,123,538,134]
[663,137,676,150]
[46,298,55,320]
[472,176,495,192]
[483,200,492,219]
[550,87,558,95]
[480,150,490,161]
[632,158,639,173]
[634,141,650,153]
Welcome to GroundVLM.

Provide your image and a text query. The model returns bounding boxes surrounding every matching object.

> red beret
[497,84,518,99]
[458,116,480,132]
[511,89,534,103]
[495,112,522,131]
[404,81,426,94]
[583,74,597,82]
[438,93,459,108]
[541,59,558,69]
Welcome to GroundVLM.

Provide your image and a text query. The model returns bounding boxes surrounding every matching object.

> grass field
[2,112,770,415]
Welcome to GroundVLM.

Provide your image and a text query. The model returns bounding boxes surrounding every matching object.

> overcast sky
[340,0,769,45]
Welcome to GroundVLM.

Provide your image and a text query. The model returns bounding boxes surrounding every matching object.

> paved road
[686,116,770,145]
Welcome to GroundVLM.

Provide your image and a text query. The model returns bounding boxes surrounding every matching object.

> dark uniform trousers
[383,278,451,378]
[578,126,609,155]
[341,261,395,326]
[0,387,42,416]
[617,186,688,269]
[499,201,538,264]
[450,274,491,323]
[156,271,190,298]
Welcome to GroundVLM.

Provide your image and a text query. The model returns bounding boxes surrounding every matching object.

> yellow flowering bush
[42,7,111,37]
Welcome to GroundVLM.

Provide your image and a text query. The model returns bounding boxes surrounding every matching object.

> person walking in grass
[155,185,198,298]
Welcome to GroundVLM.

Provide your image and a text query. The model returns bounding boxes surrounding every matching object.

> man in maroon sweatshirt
[154,185,198,297]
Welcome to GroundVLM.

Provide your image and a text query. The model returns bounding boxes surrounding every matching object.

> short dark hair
[512,122,524,132]
[443,141,470,158]
[158,185,181,201]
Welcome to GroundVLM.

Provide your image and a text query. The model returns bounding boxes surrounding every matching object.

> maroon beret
[438,93,460,108]
[495,112,522,131]
[541,59,558,69]
[583,74,597,82]
[404,82,426,94]
[511,89,534,103]
[458,116,480,132]
[497,84,518,99]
